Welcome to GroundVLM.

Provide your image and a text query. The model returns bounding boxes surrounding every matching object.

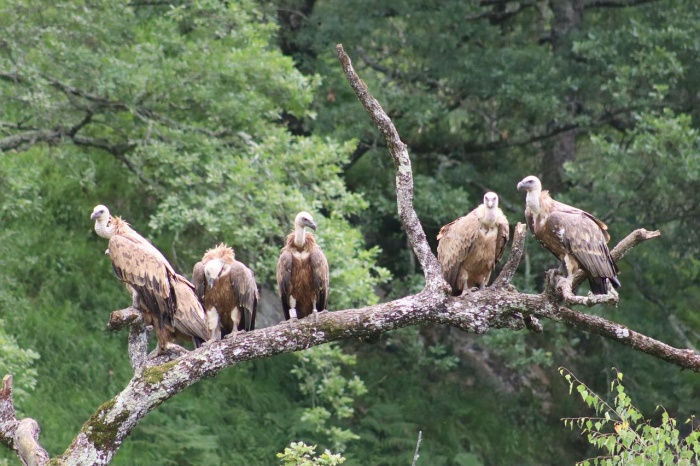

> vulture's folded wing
[276,249,293,320]
[171,275,209,343]
[547,211,618,279]
[310,247,330,312]
[436,212,480,287]
[495,209,510,263]
[229,262,259,331]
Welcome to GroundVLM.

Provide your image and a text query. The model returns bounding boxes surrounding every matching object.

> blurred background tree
[0,0,699,464]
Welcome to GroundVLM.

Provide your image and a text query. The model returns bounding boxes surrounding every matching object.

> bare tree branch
[0,375,49,466]
[336,44,445,289]
[540,306,699,369]
[492,223,527,289]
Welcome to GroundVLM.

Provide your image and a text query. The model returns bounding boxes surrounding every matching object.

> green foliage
[291,344,367,453]
[277,441,346,466]
[0,320,39,404]
[561,368,700,465]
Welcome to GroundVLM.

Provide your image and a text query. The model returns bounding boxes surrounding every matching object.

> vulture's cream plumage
[516,175,620,294]
[192,244,258,342]
[91,205,209,353]
[437,192,510,295]
[276,211,329,322]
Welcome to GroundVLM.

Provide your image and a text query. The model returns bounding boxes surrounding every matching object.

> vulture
[192,244,258,342]
[91,205,209,354]
[276,211,329,322]
[516,175,620,294]
[437,192,510,295]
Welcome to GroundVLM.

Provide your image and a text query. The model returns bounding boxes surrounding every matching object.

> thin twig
[411,430,422,466]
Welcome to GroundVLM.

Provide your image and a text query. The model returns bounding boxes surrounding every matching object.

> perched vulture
[437,192,510,295]
[192,244,258,342]
[516,175,620,294]
[91,205,209,354]
[276,211,329,322]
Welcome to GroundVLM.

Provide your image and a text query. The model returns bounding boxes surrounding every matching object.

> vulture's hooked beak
[208,278,215,289]
[90,211,100,220]
[516,181,525,191]
[307,221,318,231]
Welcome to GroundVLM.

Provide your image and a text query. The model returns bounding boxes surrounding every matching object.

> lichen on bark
[82,399,130,452]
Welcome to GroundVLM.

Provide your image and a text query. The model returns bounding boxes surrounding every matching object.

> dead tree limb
[336,44,445,290]
[0,375,49,466]
[0,46,695,466]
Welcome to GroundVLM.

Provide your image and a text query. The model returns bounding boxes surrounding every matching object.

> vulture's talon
[224,330,244,341]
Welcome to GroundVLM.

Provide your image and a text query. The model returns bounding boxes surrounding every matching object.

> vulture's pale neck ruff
[294,220,308,249]
[480,205,498,228]
[294,226,306,248]
[526,187,542,215]
[480,193,499,229]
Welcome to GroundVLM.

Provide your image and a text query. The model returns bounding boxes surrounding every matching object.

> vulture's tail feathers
[192,336,205,349]
[588,277,609,295]
[610,275,621,289]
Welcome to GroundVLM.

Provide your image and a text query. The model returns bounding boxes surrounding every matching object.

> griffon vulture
[437,192,510,295]
[516,175,620,294]
[192,244,258,343]
[91,205,209,354]
[276,211,329,322]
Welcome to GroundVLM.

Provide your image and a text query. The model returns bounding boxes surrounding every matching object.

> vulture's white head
[483,192,499,209]
[204,258,230,289]
[91,204,114,239]
[293,211,318,248]
[516,176,542,193]
[295,211,318,231]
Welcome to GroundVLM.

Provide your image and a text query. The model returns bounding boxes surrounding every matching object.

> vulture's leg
[563,255,576,286]
[312,300,319,323]
[150,335,187,358]
[557,260,567,276]
[205,307,221,345]
[310,299,329,323]
[458,269,471,297]
[162,342,188,356]
[130,288,140,309]
[287,296,298,322]
[225,307,242,342]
